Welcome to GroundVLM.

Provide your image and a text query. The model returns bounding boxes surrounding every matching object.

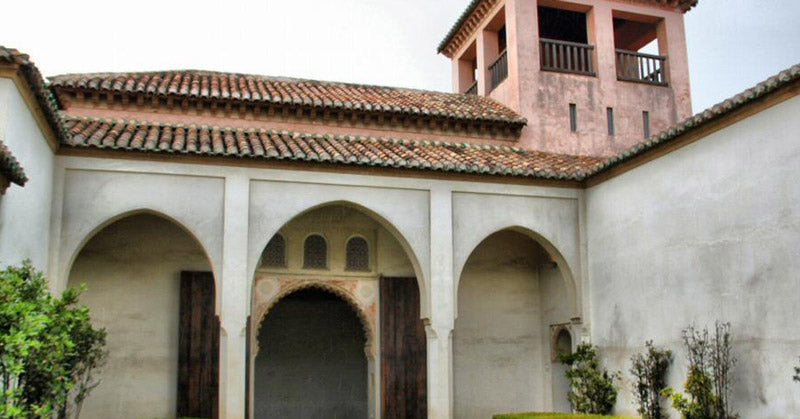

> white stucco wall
[586,96,800,418]
[0,78,54,271]
[49,153,583,419]
[68,214,212,419]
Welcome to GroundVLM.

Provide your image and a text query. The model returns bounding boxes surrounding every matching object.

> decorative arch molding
[247,192,429,317]
[454,225,582,319]
[60,208,220,309]
[251,276,378,359]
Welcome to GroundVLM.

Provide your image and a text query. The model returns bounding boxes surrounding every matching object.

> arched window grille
[303,234,328,269]
[261,234,286,268]
[345,237,370,271]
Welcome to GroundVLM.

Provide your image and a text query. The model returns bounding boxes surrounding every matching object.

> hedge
[493,413,638,419]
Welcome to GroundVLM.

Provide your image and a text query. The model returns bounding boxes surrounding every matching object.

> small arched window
[303,234,327,269]
[261,234,286,268]
[553,328,573,362]
[345,237,370,271]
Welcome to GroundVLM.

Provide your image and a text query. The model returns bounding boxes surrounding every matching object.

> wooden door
[380,277,427,419]
[177,271,219,419]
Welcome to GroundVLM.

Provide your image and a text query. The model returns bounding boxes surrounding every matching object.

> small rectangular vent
[569,104,577,132]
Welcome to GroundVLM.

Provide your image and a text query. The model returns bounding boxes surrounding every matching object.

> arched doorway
[67,213,217,419]
[255,288,368,418]
[454,229,574,418]
[250,204,426,418]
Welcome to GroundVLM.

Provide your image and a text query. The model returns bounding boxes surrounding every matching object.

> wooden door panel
[380,277,427,419]
[178,271,219,419]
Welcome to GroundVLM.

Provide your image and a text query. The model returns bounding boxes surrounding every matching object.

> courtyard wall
[0,78,54,271]
[586,95,800,417]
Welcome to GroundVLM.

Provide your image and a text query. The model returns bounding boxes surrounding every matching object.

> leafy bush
[558,343,620,414]
[0,261,107,418]
[662,322,737,419]
[630,341,672,419]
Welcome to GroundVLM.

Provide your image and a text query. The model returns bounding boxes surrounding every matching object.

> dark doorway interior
[538,6,588,44]
[254,288,368,419]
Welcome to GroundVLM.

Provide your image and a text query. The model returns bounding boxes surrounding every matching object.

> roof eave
[438,0,699,57]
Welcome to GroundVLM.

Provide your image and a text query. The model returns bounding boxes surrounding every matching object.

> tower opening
[538,6,588,44]
[613,12,667,85]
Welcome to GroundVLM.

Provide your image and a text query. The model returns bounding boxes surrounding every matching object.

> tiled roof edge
[0,46,69,145]
[48,70,528,127]
[586,62,800,179]
[0,140,28,186]
[61,114,599,181]
[437,0,484,54]
[62,114,527,152]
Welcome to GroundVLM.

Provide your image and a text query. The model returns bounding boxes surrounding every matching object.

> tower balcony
[540,38,596,76]
[615,49,668,85]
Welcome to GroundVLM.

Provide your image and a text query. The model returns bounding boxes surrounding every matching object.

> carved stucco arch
[454,225,582,319]
[249,199,428,318]
[251,279,377,359]
[62,208,220,311]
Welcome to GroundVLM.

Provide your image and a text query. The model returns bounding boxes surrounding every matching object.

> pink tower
[440,0,696,156]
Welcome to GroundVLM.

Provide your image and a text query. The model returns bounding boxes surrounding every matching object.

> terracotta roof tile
[49,71,526,127]
[588,63,800,177]
[0,140,27,187]
[62,116,602,181]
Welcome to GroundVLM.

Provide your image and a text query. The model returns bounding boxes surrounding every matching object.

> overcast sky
[2,0,798,112]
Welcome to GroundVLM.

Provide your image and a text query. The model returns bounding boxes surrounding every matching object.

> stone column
[219,174,249,419]
[590,3,617,87]
[477,29,499,96]
[658,13,693,121]
[427,185,455,419]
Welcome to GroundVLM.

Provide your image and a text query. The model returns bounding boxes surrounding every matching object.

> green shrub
[559,343,620,414]
[662,323,737,419]
[0,261,107,418]
[630,341,672,419]
[493,412,638,419]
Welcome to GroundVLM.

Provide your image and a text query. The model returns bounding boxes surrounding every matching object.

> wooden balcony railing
[489,50,508,91]
[540,38,595,76]
[616,50,668,85]
[465,80,478,95]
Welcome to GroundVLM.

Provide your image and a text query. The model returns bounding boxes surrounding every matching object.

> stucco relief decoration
[252,275,378,358]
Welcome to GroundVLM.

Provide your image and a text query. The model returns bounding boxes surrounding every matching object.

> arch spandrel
[452,192,583,318]
[58,170,224,297]
[248,180,430,317]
